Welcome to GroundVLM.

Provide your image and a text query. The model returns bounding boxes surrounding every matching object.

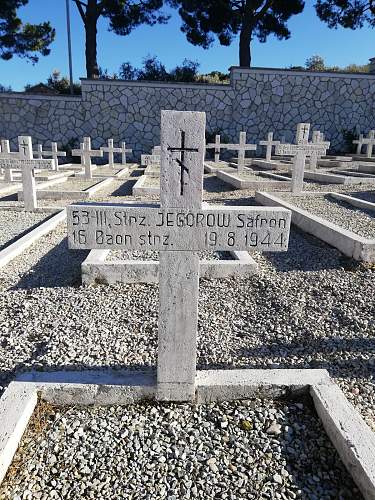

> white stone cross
[353,134,364,155]
[361,130,375,158]
[223,132,257,172]
[0,140,19,182]
[206,135,224,163]
[67,110,291,402]
[152,146,161,156]
[259,132,280,161]
[0,136,53,210]
[41,142,67,171]
[121,142,132,165]
[33,144,44,160]
[101,139,122,168]
[308,131,330,171]
[296,123,311,144]
[72,137,103,179]
[276,134,330,195]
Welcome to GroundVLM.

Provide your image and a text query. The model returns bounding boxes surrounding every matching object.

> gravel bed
[280,193,375,238]
[0,210,49,250]
[143,176,160,188]
[0,398,362,500]
[108,250,231,261]
[91,167,122,177]
[42,180,98,192]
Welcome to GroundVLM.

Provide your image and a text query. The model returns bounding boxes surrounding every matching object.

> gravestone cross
[276,128,330,195]
[72,137,103,179]
[259,132,280,161]
[101,139,122,167]
[224,132,257,172]
[152,146,161,156]
[33,144,44,160]
[42,142,67,171]
[67,110,291,402]
[121,142,132,165]
[362,130,375,158]
[0,140,19,182]
[353,134,364,155]
[308,131,330,171]
[206,135,224,163]
[0,136,53,210]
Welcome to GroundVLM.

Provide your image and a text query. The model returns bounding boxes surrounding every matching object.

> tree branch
[73,0,87,23]
[254,0,273,21]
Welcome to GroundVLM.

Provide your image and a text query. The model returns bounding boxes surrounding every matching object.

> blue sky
[1,0,373,90]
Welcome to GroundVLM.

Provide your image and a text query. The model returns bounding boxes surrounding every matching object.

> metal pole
[66,0,74,95]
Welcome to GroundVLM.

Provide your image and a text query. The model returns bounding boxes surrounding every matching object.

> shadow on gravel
[0,213,54,252]
[11,238,88,290]
[111,179,136,197]
[264,227,354,272]
[0,193,17,202]
[129,169,143,178]
[203,176,233,193]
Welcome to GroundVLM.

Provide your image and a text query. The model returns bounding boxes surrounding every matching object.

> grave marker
[0,136,53,210]
[276,130,330,194]
[223,132,257,172]
[42,142,67,171]
[67,111,291,401]
[296,123,311,144]
[0,140,19,182]
[353,134,364,155]
[141,154,161,166]
[362,130,375,158]
[101,139,122,168]
[259,132,280,161]
[121,142,132,165]
[308,131,330,171]
[206,135,224,163]
[72,137,103,179]
[33,144,44,160]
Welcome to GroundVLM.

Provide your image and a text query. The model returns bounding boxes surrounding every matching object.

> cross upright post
[0,136,54,210]
[206,135,223,163]
[42,142,67,171]
[67,110,291,402]
[362,130,375,158]
[224,132,257,173]
[0,140,19,182]
[308,131,330,171]
[33,144,44,160]
[101,139,122,168]
[72,137,103,179]
[121,141,132,165]
[353,134,364,155]
[259,132,280,161]
[296,123,311,144]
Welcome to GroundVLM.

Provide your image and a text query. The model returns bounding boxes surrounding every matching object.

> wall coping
[0,92,81,101]
[230,66,375,80]
[80,78,230,91]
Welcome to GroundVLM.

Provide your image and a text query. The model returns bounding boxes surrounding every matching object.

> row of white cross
[353,130,375,157]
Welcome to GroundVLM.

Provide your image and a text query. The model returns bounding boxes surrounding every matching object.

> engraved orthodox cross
[67,111,291,402]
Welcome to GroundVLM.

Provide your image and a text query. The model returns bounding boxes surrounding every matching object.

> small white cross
[72,137,103,179]
[206,135,224,163]
[361,130,375,158]
[259,132,280,161]
[100,139,122,168]
[41,142,67,171]
[121,141,132,165]
[223,132,257,172]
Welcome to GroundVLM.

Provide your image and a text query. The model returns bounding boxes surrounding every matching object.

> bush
[46,70,81,94]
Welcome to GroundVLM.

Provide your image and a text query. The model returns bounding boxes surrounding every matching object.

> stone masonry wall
[1,67,375,159]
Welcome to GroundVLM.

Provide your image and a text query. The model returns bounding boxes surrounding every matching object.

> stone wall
[1,67,375,158]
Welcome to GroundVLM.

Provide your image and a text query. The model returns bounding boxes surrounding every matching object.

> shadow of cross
[67,110,292,402]
[0,136,53,210]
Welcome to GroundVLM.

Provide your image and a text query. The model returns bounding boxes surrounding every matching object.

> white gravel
[280,193,375,238]
[0,210,50,250]
[108,250,231,261]
[0,399,362,500]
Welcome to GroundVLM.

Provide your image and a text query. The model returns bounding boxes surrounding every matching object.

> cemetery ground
[0,167,373,499]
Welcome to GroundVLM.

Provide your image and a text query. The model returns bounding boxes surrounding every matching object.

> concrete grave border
[132,175,160,196]
[217,169,291,190]
[255,191,375,263]
[18,176,115,201]
[81,249,258,284]
[203,161,236,173]
[329,192,375,212]
[76,166,130,179]
[0,208,66,269]
[0,369,374,499]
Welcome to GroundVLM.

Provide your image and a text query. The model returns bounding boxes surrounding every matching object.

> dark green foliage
[0,0,55,63]
[73,0,169,78]
[46,70,82,95]
[118,56,202,82]
[168,0,305,66]
[0,83,12,92]
[315,0,375,29]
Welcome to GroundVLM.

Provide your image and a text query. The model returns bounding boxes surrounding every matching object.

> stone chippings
[0,399,362,500]
[280,193,375,238]
[108,250,230,261]
[1,69,375,158]
[0,210,49,250]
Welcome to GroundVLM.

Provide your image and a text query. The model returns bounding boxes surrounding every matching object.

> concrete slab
[0,209,66,269]
[132,175,159,196]
[329,192,375,211]
[255,191,375,262]
[217,169,291,190]
[81,249,258,284]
